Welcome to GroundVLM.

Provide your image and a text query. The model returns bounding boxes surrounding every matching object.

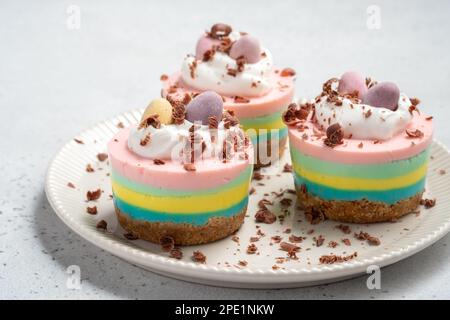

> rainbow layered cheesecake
[108,91,253,245]
[284,72,433,223]
[161,23,295,167]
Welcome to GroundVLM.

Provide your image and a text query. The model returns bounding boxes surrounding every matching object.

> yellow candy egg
[141,98,173,125]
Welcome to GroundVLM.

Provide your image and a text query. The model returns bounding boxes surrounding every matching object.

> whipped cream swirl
[314,93,413,140]
[128,120,244,161]
[180,31,273,97]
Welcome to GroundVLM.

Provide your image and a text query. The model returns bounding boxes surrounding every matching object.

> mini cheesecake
[108,92,253,245]
[284,73,433,223]
[161,23,295,167]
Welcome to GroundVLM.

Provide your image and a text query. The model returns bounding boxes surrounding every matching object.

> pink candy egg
[186,91,224,125]
[195,35,220,60]
[338,71,368,98]
[362,82,400,111]
[229,35,261,64]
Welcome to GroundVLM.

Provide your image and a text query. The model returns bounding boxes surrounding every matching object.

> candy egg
[362,82,400,111]
[186,91,223,125]
[338,71,368,98]
[141,98,173,125]
[195,35,220,60]
[229,35,261,64]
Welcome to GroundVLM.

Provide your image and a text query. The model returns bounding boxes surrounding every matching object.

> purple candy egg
[362,82,400,111]
[186,91,224,125]
[195,35,220,60]
[229,35,261,64]
[338,71,368,98]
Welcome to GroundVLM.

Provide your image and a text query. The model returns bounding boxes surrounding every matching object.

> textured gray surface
[0,0,449,299]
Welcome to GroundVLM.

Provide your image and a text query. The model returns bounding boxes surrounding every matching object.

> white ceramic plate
[45,109,450,288]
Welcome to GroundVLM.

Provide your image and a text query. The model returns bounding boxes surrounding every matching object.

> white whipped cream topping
[180,31,273,97]
[128,120,244,161]
[314,93,413,140]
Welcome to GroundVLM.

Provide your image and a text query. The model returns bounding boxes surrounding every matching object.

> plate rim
[44,111,450,287]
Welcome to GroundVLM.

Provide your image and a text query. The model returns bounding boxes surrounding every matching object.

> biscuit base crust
[115,207,246,245]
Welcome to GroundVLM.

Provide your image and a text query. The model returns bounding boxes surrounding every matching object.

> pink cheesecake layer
[289,114,433,164]
[108,128,252,190]
[161,69,294,118]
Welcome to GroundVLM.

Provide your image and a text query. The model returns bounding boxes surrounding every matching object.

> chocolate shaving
[280,68,296,77]
[139,114,161,130]
[246,243,258,254]
[97,153,108,162]
[406,129,424,139]
[86,206,97,215]
[140,133,151,146]
[202,49,215,62]
[227,68,237,77]
[192,250,206,263]
[74,138,84,144]
[336,224,351,234]
[160,74,168,81]
[420,198,436,208]
[183,163,196,172]
[328,241,338,248]
[234,96,250,103]
[255,209,277,224]
[252,171,264,181]
[67,182,76,189]
[289,235,305,243]
[313,235,325,247]
[208,116,219,129]
[238,260,248,267]
[283,163,292,173]
[153,159,165,165]
[354,231,380,246]
[189,60,197,79]
[410,97,421,107]
[320,252,358,264]
[86,189,101,201]
[209,23,232,39]
[159,235,175,252]
[222,110,239,128]
[169,248,183,260]
[342,238,351,246]
[271,235,282,243]
[96,220,107,230]
[171,101,186,125]
[280,242,300,253]
[324,123,344,147]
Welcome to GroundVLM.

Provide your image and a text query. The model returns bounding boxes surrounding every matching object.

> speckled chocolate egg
[195,35,220,60]
[186,91,223,125]
[229,35,261,64]
[338,71,368,98]
[362,82,400,111]
[141,98,173,125]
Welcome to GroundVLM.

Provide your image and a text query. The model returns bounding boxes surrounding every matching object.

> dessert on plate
[284,71,433,223]
[161,23,295,167]
[108,91,253,245]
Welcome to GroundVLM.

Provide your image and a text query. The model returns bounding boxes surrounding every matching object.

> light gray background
[0,0,449,299]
